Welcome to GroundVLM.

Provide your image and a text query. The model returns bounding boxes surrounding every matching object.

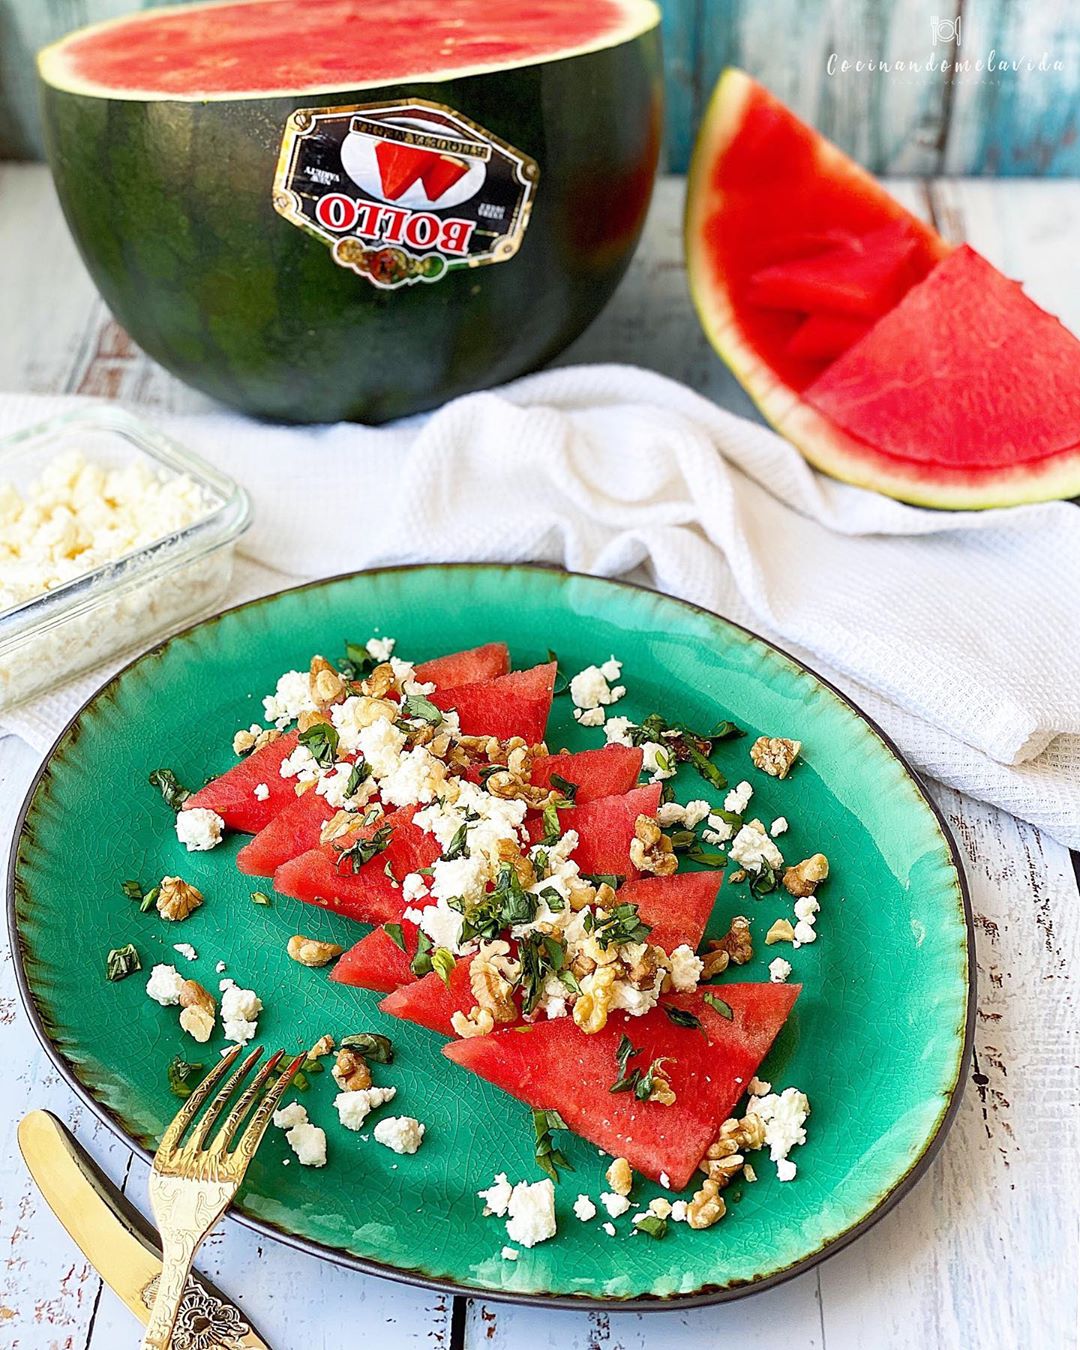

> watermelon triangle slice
[431,663,557,744]
[332,920,421,994]
[376,868,721,1026]
[804,244,1080,470]
[236,790,336,877]
[272,804,440,925]
[413,642,509,689]
[445,985,800,1188]
[530,745,643,802]
[524,783,662,876]
[182,731,299,832]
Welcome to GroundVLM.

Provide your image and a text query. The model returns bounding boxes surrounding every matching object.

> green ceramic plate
[10,565,972,1308]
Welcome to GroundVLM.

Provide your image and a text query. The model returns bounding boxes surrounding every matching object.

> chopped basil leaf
[121,879,143,902]
[549,773,579,803]
[703,992,734,1019]
[344,760,371,798]
[148,768,191,811]
[580,873,625,891]
[710,720,745,741]
[340,1032,394,1064]
[401,692,443,726]
[682,738,727,791]
[251,890,271,906]
[383,859,398,885]
[384,922,407,952]
[518,930,568,1015]
[634,1056,671,1102]
[610,1033,642,1093]
[749,861,778,896]
[459,863,537,945]
[106,943,141,982]
[537,886,565,912]
[539,800,563,846]
[685,844,728,869]
[411,930,433,978]
[431,947,456,989]
[297,719,340,768]
[533,1108,573,1182]
[140,887,159,914]
[340,641,378,681]
[663,1004,704,1031]
[167,1056,205,1099]
[442,811,478,862]
[635,1214,668,1239]
[334,823,394,873]
[591,901,652,950]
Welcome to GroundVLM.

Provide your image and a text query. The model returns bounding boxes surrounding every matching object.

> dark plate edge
[6,561,977,1312]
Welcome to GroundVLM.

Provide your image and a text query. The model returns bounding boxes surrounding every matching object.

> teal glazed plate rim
[9,563,975,1310]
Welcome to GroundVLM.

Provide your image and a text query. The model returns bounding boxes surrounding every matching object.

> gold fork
[141,1044,305,1350]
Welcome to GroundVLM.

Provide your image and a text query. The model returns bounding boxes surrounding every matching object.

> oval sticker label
[273,99,539,289]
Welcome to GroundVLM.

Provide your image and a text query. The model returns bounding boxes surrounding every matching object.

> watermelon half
[37,0,661,425]
[445,985,800,1188]
[686,69,1080,508]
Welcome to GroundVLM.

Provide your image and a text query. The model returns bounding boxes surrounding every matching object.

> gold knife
[18,1110,271,1349]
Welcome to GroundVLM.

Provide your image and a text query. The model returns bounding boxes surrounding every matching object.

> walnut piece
[728,869,748,884]
[700,948,731,979]
[333,1046,372,1091]
[287,934,343,967]
[648,1074,677,1106]
[178,980,215,1043]
[572,965,618,1034]
[783,853,830,897]
[749,736,802,779]
[606,1157,633,1196]
[233,726,280,756]
[623,943,660,991]
[698,1113,766,1187]
[363,662,397,700]
[297,708,332,733]
[309,654,346,709]
[629,815,678,877]
[156,876,204,922]
[469,940,519,1024]
[309,1034,335,1058]
[711,914,753,966]
[496,838,537,890]
[451,1006,496,1038]
[765,918,796,945]
[686,1178,726,1229]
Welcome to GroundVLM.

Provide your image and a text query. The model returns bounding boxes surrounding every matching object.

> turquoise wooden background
[1,0,1077,173]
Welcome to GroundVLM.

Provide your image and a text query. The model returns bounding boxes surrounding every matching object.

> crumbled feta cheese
[600,1192,630,1218]
[794,896,820,923]
[286,1121,327,1167]
[729,820,784,872]
[771,816,789,835]
[215,960,227,973]
[253,782,270,801]
[640,740,676,782]
[373,1115,425,1154]
[602,1222,617,1237]
[603,716,635,747]
[569,663,625,713]
[430,854,490,907]
[315,761,376,810]
[668,943,704,992]
[414,781,527,865]
[792,920,817,948]
[505,1179,557,1248]
[669,1202,688,1223]
[703,813,734,846]
[379,746,447,808]
[611,972,663,1016]
[175,807,224,852]
[263,670,317,727]
[501,1246,519,1261]
[402,872,430,905]
[573,1194,597,1222]
[279,744,320,783]
[573,706,606,727]
[272,1101,308,1130]
[724,781,754,815]
[145,963,185,1006]
[330,695,395,756]
[335,1086,397,1129]
[479,1173,514,1217]
[659,1170,671,1189]
[404,897,465,953]
[658,798,711,829]
[356,717,408,777]
[220,982,262,1023]
[747,1087,810,1180]
[769,957,793,983]
[365,635,396,662]
[172,942,197,962]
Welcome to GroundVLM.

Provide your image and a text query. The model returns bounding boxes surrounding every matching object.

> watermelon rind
[686,69,1080,509]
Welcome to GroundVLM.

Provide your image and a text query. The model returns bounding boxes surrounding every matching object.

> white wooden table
[0,164,1077,1350]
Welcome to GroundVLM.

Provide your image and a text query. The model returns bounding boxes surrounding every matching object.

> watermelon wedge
[376,868,721,1025]
[530,745,644,802]
[420,154,470,201]
[686,69,1080,508]
[445,985,800,1188]
[182,732,299,833]
[236,790,336,876]
[272,804,440,925]
[524,783,662,876]
[374,140,430,201]
[332,921,422,993]
[413,643,509,689]
[431,663,557,744]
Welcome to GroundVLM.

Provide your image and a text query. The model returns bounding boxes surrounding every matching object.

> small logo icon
[930,15,961,45]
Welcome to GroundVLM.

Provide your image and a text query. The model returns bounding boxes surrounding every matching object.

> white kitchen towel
[2,366,1078,845]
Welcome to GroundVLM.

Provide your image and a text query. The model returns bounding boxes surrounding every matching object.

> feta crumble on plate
[769,957,793,983]
[373,1115,425,1155]
[219,979,262,1044]
[501,1246,519,1261]
[172,942,197,962]
[145,963,185,1006]
[175,807,224,852]
[573,1194,597,1222]
[478,1173,513,1217]
[747,1087,811,1181]
[505,1179,557,1248]
[272,1101,326,1167]
[600,1191,630,1218]
[335,1086,397,1130]
[569,659,626,725]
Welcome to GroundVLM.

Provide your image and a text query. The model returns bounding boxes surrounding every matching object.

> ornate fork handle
[143,1227,201,1350]
[142,1176,235,1350]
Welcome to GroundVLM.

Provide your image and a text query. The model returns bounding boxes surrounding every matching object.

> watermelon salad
[139,636,830,1249]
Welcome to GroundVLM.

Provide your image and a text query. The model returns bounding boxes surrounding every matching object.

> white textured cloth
[2,367,1078,845]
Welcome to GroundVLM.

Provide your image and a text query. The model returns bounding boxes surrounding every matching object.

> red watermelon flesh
[787,312,874,363]
[445,985,801,1188]
[431,663,557,744]
[420,154,470,201]
[272,804,440,925]
[805,245,1080,469]
[530,745,644,802]
[747,222,923,319]
[182,732,299,833]
[378,868,719,1027]
[332,921,421,993]
[374,140,429,200]
[413,642,509,688]
[236,790,336,876]
[525,783,662,876]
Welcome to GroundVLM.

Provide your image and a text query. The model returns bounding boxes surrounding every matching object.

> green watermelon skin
[236,789,335,876]
[530,745,643,801]
[38,22,661,424]
[413,643,509,689]
[445,985,800,1188]
[183,732,299,832]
